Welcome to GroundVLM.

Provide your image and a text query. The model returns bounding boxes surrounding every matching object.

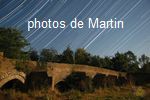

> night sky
[0,0,150,57]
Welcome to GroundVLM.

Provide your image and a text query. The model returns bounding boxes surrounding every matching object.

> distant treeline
[28,47,150,73]
[0,28,150,73]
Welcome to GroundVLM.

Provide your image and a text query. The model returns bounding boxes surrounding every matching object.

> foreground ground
[0,85,149,100]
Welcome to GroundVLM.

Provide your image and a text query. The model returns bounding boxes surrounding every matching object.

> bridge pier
[0,52,4,60]
[86,72,96,79]
[51,76,55,91]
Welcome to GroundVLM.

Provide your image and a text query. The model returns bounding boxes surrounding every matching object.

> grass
[0,85,149,100]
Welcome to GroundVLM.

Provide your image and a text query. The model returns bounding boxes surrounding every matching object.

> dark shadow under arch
[55,81,71,92]
[55,72,94,92]
[1,79,25,91]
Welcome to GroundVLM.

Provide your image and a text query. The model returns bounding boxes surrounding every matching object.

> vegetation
[0,28,28,58]
[28,47,150,73]
[15,60,32,74]
[29,50,39,61]
[61,47,74,64]
[0,86,149,100]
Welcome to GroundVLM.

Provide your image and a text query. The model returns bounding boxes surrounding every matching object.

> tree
[124,51,139,73]
[29,50,39,61]
[40,48,58,62]
[61,47,74,64]
[112,51,139,73]
[90,55,101,67]
[112,52,128,71]
[139,55,150,73]
[141,62,150,73]
[75,48,90,65]
[102,56,113,69]
[139,54,150,67]
[0,28,28,58]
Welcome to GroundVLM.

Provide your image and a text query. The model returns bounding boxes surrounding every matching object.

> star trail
[0,0,150,57]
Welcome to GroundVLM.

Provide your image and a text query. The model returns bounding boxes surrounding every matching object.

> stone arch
[56,72,94,92]
[1,79,25,91]
[92,73,106,88]
[0,73,26,88]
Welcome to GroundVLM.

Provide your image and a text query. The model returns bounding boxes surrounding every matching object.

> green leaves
[62,47,74,64]
[0,28,28,58]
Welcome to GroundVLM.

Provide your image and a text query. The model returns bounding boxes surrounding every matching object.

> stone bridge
[0,52,127,91]
[0,63,126,91]
[47,63,127,91]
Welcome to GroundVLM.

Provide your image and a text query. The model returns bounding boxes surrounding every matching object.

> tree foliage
[40,48,58,62]
[0,28,28,58]
[61,47,74,64]
[75,48,91,65]
[29,50,39,61]
[112,51,139,72]
[139,54,150,73]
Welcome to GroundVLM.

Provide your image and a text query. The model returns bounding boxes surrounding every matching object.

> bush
[15,61,32,74]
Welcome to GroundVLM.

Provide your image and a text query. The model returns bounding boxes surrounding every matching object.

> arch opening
[55,81,70,92]
[92,74,119,88]
[92,74,106,89]
[55,72,94,92]
[1,79,25,91]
